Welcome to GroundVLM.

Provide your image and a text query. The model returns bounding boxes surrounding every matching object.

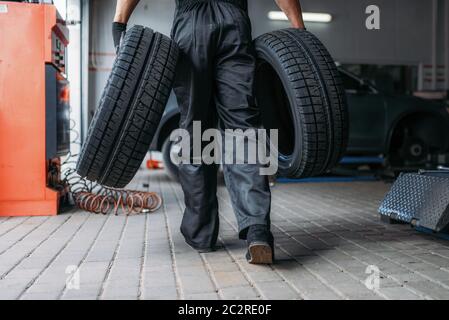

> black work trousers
[171,0,271,250]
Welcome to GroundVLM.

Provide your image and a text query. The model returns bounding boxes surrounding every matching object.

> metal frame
[379,170,449,232]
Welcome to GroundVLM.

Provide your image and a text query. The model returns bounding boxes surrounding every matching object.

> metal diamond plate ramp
[379,172,449,232]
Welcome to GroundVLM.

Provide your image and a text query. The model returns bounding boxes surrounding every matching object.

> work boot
[245,225,274,265]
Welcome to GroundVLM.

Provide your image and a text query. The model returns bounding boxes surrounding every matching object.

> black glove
[112,22,127,54]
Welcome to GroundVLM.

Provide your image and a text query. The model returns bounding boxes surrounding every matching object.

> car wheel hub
[410,144,423,157]
[170,141,182,167]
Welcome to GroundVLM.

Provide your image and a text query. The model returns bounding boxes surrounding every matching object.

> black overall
[172,0,271,250]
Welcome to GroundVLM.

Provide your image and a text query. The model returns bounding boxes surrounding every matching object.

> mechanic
[113,0,305,264]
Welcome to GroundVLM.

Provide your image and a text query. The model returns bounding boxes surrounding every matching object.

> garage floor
[1,170,449,300]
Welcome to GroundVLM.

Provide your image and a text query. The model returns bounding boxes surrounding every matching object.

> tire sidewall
[162,136,180,181]
[255,41,304,178]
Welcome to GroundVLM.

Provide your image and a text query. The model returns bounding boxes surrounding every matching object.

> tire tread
[77,26,179,188]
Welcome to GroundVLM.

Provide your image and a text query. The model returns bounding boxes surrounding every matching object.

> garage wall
[53,0,84,150]
[252,0,434,65]
[86,0,448,117]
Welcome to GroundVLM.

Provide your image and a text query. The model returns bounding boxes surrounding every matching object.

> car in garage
[340,69,449,166]
[150,68,449,179]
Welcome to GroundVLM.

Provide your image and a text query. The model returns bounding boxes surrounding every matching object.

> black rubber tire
[161,135,180,181]
[255,29,349,178]
[77,25,179,188]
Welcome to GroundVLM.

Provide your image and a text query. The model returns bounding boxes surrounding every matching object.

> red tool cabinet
[0,2,70,216]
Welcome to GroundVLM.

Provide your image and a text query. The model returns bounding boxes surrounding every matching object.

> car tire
[254,29,349,178]
[162,136,180,181]
[389,114,448,168]
[77,25,179,188]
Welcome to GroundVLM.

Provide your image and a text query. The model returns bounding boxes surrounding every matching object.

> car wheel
[162,135,180,181]
[389,115,447,167]
[254,29,349,178]
[77,26,179,188]
[391,130,429,166]
[401,137,428,163]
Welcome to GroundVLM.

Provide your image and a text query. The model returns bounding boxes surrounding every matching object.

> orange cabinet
[0,2,69,216]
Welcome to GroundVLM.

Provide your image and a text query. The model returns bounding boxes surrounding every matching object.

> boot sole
[248,242,273,265]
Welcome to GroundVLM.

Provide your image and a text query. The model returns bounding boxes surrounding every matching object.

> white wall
[53,0,67,17]
[53,0,83,152]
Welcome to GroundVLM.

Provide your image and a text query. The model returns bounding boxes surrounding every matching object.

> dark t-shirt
[176,0,248,12]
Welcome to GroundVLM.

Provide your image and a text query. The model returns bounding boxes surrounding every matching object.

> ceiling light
[268,11,333,23]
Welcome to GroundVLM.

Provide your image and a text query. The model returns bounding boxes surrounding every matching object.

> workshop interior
[1,0,449,302]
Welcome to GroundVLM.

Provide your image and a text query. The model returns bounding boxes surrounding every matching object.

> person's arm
[112,0,140,52]
[275,0,305,29]
[114,0,140,23]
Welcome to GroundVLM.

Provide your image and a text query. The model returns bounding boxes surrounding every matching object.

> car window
[340,71,361,92]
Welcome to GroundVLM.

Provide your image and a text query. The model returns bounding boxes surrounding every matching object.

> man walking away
[112,0,305,264]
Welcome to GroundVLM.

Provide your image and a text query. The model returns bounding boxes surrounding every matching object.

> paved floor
[1,169,449,300]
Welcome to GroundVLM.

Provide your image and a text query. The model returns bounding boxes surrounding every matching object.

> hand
[112,22,127,54]
[291,22,306,30]
[290,16,306,29]
[274,0,306,30]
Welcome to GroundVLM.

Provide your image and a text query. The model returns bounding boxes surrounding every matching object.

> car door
[340,71,387,154]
